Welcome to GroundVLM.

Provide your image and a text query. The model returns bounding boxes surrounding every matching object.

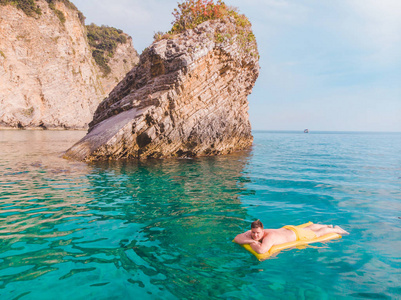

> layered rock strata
[0,0,138,129]
[65,19,259,161]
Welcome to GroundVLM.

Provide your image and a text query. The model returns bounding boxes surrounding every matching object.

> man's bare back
[234,220,349,254]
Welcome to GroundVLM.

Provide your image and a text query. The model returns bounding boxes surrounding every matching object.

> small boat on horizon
[304,129,309,133]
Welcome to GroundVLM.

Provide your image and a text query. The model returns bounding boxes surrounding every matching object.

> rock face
[98,37,139,95]
[65,18,259,161]
[0,0,138,129]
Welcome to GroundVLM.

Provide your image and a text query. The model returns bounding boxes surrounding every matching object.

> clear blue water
[0,130,400,299]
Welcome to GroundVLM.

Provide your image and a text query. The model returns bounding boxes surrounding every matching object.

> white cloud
[335,0,401,65]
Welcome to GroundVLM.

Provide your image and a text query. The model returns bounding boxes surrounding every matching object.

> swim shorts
[283,225,317,241]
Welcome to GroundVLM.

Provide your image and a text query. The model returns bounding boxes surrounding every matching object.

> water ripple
[0,130,400,299]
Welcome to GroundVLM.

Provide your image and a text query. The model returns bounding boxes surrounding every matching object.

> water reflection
[0,130,259,298]
[2,130,400,299]
[87,155,257,298]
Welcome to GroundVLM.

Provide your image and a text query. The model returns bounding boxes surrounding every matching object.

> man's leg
[306,225,349,237]
[305,224,333,231]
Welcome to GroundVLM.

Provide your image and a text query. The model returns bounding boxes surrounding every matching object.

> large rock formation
[65,17,259,161]
[0,0,138,129]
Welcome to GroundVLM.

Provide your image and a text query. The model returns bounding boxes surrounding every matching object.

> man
[234,220,349,254]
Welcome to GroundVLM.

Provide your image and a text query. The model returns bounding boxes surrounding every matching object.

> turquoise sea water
[0,130,400,299]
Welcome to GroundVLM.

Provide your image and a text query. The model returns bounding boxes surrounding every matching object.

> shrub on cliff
[154,0,258,57]
[171,0,228,33]
[0,0,42,17]
[0,0,85,24]
[45,0,85,25]
[86,24,128,76]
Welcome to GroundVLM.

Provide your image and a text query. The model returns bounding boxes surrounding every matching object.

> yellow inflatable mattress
[235,222,342,261]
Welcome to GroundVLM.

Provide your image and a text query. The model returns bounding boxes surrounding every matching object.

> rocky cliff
[0,0,138,129]
[65,15,259,161]
[99,37,139,95]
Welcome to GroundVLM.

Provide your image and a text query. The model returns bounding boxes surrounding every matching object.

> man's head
[251,219,263,229]
[250,219,264,241]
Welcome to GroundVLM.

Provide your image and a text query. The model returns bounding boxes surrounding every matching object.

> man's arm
[250,233,275,254]
[234,231,256,245]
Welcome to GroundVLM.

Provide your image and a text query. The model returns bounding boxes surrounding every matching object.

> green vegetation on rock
[46,1,65,24]
[171,0,239,33]
[0,0,84,24]
[46,0,85,25]
[154,0,258,57]
[86,23,128,76]
[0,0,42,17]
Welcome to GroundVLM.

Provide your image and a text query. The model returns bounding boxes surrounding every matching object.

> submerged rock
[65,17,259,161]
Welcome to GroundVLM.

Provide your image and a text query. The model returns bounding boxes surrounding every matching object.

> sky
[73,0,401,132]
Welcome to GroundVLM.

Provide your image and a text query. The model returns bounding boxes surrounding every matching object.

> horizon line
[252,129,401,134]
